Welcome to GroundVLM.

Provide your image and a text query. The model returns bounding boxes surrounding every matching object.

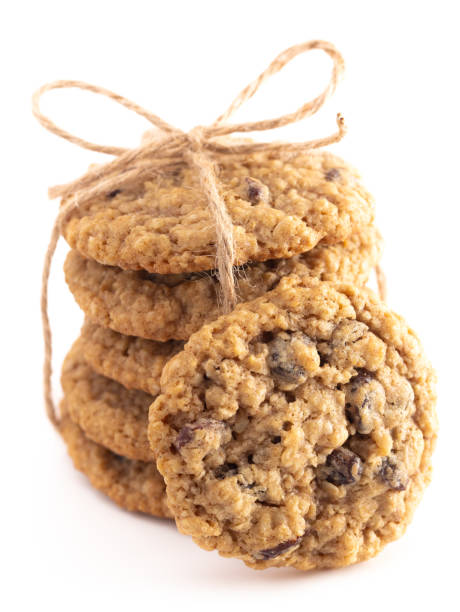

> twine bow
[33,39,347,428]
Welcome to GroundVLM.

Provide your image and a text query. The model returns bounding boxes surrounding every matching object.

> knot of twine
[33,40,347,428]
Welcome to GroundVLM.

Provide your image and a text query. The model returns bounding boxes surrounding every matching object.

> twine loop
[33,39,348,428]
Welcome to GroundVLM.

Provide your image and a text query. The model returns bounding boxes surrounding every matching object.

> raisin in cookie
[60,403,171,518]
[61,341,154,462]
[61,151,374,273]
[64,224,382,342]
[149,276,437,570]
[79,320,183,395]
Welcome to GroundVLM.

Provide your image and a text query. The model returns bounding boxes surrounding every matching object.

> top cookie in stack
[61,150,374,273]
[63,150,381,342]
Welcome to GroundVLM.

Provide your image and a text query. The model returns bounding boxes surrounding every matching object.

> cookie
[60,403,171,518]
[61,341,154,462]
[79,320,183,395]
[148,276,437,570]
[64,225,382,342]
[61,151,374,273]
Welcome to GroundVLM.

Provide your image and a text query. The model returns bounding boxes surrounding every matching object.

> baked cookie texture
[148,276,437,570]
[61,341,154,462]
[64,225,382,342]
[61,151,374,273]
[80,320,183,396]
[60,403,171,518]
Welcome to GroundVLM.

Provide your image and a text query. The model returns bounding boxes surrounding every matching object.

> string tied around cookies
[33,39,348,429]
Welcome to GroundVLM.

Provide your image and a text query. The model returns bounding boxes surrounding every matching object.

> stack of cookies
[58,150,437,570]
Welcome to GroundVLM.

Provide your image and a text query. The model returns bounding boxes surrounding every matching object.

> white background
[2,1,458,610]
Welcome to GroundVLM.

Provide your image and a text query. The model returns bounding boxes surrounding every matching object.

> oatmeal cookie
[79,320,183,395]
[64,225,382,342]
[60,402,171,518]
[149,276,437,570]
[61,341,154,462]
[61,151,374,273]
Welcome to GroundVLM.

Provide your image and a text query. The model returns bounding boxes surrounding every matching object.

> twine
[33,40,348,428]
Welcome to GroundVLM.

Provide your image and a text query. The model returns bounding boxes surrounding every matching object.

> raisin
[245,177,270,204]
[379,457,408,491]
[214,462,238,479]
[107,189,121,198]
[345,371,384,435]
[267,332,311,385]
[348,398,373,434]
[256,537,302,560]
[325,168,340,181]
[324,448,363,486]
[350,370,373,391]
[260,331,275,343]
[175,418,224,450]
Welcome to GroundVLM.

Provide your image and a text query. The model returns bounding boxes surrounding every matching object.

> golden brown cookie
[64,225,382,342]
[61,151,374,273]
[61,341,154,462]
[149,276,437,570]
[60,402,171,518]
[79,320,183,395]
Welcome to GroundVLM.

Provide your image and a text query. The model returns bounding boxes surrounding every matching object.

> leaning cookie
[64,225,382,342]
[61,341,154,462]
[149,276,437,570]
[60,403,171,518]
[79,320,183,395]
[61,151,374,273]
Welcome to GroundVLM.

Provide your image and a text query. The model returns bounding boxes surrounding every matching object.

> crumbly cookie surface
[61,341,154,461]
[60,403,171,518]
[61,151,374,273]
[149,276,437,570]
[64,225,382,342]
[80,320,183,395]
